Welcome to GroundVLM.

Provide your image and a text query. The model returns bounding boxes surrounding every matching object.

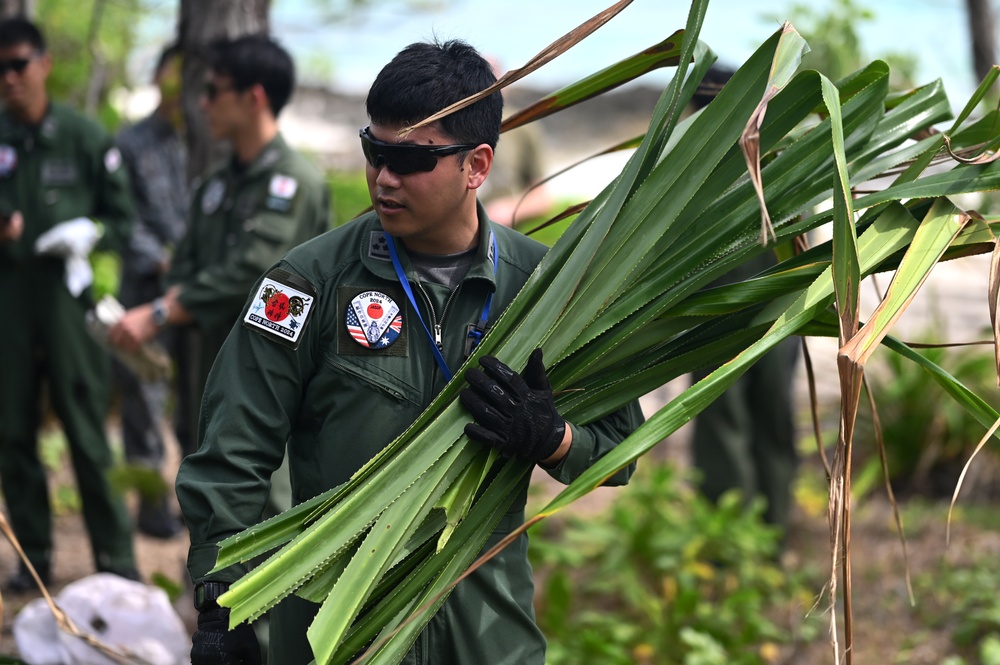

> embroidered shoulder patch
[104,147,122,173]
[243,268,317,349]
[0,145,17,177]
[265,174,298,212]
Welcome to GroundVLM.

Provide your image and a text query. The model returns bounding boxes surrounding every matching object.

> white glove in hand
[33,217,102,297]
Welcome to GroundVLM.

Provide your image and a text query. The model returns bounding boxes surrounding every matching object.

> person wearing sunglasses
[0,17,140,592]
[176,38,643,665]
[109,33,329,439]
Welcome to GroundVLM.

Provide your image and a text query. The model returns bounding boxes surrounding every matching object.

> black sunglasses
[359,127,479,175]
[0,56,33,75]
[203,80,236,101]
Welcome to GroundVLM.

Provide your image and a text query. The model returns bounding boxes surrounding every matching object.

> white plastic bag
[13,573,191,665]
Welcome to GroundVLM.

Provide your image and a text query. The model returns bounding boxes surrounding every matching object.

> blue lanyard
[384,230,498,381]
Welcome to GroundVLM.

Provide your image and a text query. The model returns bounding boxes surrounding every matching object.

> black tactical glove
[460,348,566,463]
[191,607,262,665]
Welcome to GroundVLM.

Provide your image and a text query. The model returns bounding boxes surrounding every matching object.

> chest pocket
[323,349,423,408]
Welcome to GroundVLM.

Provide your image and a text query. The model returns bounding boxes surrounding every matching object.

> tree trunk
[965,0,998,82]
[0,0,34,17]
[178,0,270,179]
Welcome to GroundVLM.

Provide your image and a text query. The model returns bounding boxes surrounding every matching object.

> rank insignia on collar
[201,178,225,215]
[0,145,16,177]
[243,268,317,349]
[346,290,402,349]
[368,230,390,261]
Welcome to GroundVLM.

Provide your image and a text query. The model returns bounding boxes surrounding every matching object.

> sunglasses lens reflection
[359,132,438,175]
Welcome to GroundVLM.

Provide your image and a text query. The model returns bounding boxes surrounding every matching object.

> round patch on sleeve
[346,290,402,349]
[0,145,17,177]
[243,269,317,349]
[104,147,122,173]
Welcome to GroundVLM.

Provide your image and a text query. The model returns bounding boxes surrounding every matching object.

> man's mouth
[379,197,404,210]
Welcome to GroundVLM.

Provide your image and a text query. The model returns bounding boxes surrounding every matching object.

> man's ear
[466,144,493,190]
[247,83,271,115]
[37,52,52,79]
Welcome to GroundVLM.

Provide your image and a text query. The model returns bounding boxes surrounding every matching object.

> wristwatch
[151,297,170,327]
[194,581,230,611]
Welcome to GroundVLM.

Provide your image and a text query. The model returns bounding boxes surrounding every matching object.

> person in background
[108,33,330,429]
[113,42,190,539]
[0,16,139,590]
[175,38,643,665]
[689,64,800,537]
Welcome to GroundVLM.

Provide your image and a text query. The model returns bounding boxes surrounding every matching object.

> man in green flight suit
[177,39,644,665]
[109,34,330,419]
[0,17,138,590]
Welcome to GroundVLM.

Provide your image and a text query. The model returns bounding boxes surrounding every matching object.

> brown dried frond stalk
[989,237,1000,386]
[862,376,915,605]
[801,339,831,477]
[943,136,1000,165]
[948,416,1000,546]
[400,0,636,138]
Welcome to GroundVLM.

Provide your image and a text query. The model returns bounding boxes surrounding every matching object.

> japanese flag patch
[243,268,317,349]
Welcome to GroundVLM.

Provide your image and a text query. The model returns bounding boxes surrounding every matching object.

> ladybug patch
[243,269,316,349]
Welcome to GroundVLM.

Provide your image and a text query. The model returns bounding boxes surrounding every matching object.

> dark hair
[153,42,181,80]
[207,33,295,116]
[0,17,45,52]
[366,39,502,149]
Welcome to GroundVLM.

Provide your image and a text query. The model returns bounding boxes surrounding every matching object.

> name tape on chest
[243,269,317,349]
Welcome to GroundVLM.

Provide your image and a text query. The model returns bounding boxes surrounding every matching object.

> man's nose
[375,164,401,187]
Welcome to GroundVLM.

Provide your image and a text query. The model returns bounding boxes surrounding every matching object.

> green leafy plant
[531,463,822,665]
[854,322,1000,499]
[915,559,1000,663]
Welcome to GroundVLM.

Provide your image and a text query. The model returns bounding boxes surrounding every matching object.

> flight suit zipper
[415,280,461,353]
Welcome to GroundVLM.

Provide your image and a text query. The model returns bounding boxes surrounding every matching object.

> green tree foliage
[37,0,149,128]
[771,0,917,89]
